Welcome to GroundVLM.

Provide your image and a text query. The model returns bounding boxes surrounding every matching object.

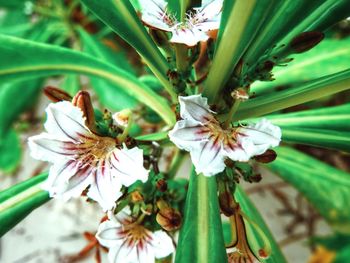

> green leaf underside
[235,187,287,263]
[175,170,227,263]
[268,147,350,234]
[0,173,50,237]
[0,34,175,126]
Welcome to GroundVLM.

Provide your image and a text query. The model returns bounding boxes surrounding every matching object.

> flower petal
[96,220,123,248]
[110,146,149,187]
[168,119,210,151]
[44,101,91,142]
[190,139,226,176]
[170,27,209,46]
[139,0,174,31]
[108,245,138,263]
[178,94,214,123]
[237,119,281,156]
[194,0,223,31]
[150,230,174,259]
[88,159,123,211]
[28,133,75,163]
[45,161,93,201]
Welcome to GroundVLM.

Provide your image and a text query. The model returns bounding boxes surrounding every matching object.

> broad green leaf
[79,28,138,111]
[0,173,50,237]
[0,34,175,126]
[203,0,276,102]
[262,103,350,130]
[235,187,287,263]
[81,0,177,102]
[252,37,350,95]
[234,69,350,121]
[0,81,41,139]
[268,147,350,234]
[175,169,227,263]
[61,74,80,96]
[283,128,350,152]
[0,129,21,173]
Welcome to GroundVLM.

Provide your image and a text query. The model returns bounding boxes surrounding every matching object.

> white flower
[28,101,149,211]
[139,0,223,46]
[168,95,282,176]
[96,210,174,263]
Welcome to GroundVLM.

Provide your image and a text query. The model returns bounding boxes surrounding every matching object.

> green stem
[175,44,189,74]
[223,99,241,128]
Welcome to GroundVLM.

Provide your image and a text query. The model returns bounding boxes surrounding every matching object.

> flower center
[119,224,153,250]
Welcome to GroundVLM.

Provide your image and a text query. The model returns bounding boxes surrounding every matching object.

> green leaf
[80,0,177,102]
[79,29,138,111]
[0,34,175,126]
[234,69,350,121]
[0,173,50,237]
[175,170,227,263]
[0,129,21,173]
[268,147,350,234]
[203,0,276,102]
[61,74,80,96]
[282,128,350,152]
[235,187,287,263]
[262,103,350,130]
[280,0,350,46]
[242,0,322,66]
[252,37,350,95]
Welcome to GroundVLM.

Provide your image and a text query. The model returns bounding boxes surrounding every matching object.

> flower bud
[72,91,96,130]
[290,31,324,53]
[156,179,168,192]
[254,149,277,163]
[231,88,249,101]
[44,86,72,102]
[113,109,131,128]
[156,207,182,231]
[130,191,144,203]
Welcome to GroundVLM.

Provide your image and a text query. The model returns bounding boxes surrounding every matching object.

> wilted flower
[168,95,281,176]
[96,209,174,263]
[28,101,149,211]
[140,0,223,46]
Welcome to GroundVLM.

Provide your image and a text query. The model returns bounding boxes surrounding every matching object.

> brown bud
[130,191,144,203]
[72,91,96,130]
[254,149,277,163]
[156,179,168,192]
[219,191,236,216]
[290,31,324,53]
[156,207,182,231]
[44,86,72,102]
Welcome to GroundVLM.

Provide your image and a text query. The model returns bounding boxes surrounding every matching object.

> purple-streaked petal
[195,0,223,30]
[44,101,91,142]
[190,139,226,176]
[223,138,251,162]
[109,146,149,187]
[87,159,123,211]
[178,94,214,123]
[150,230,174,259]
[237,119,281,156]
[168,119,210,151]
[96,220,123,248]
[45,162,93,201]
[28,133,86,163]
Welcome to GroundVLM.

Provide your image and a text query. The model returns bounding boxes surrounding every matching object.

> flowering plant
[0,0,350,262]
